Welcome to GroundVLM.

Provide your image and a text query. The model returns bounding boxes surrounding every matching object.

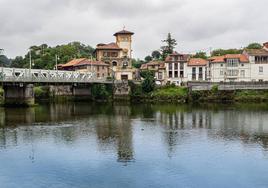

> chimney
[263,42,268,51]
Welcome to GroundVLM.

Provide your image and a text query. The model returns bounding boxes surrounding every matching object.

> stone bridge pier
[3,83,35,106]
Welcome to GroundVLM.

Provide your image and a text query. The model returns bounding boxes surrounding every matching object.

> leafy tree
[193,51,207,59]
[246,43,262,49]
[132,59,145,68]
[160,33,177,60]
[141,70,155,93]
[151,50,161,59]
[92,84,109,100]
[10,42,95,69]
[211,49,242,56]
[144,55,152,63]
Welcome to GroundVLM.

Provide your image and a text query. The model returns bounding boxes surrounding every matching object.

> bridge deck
[0,67,111,84]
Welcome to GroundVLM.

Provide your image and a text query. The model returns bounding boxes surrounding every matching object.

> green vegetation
[140,70,155,93]
[211,48,243,56]
[160,33,177,60]
[234,90,268,102]
[34,86,49,99]
[151,86,188,101]
[10,42,94,69]
[91,84,111,100]
[193,51,208,59]
[246,43,262,49]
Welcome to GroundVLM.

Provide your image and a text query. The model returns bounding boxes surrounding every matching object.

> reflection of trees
[95,105,134,164]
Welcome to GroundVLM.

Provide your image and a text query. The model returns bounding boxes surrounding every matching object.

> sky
[0,0,268,59]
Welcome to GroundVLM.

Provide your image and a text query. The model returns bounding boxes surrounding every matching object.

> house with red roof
[187,58,208,81]
[243,42,268,81]
[207,54,250,82]
[140,60,166,85]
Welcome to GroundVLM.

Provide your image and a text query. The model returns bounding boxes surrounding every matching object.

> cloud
[0,0,267,59]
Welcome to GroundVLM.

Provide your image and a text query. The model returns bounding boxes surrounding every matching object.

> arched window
[112,61,117,66]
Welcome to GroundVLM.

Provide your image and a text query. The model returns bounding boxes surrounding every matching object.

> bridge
[0,67,109,83]
[0,67,112,106]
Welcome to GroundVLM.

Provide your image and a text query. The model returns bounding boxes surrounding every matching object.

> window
[259,66,263,74]
[220,70,224,76]
[174,63,178,70]
[180,71,184,78]
[169,63,172,70]
[221,64,223,67]
[240,70,245,77]
[241,63,244,67]
[198,67,203,80]
[112,61,117,66]
[158,72,163,80]
[169,71,172,78]
[97,66,99,71]
[174,71,178,78]
[192,68,196,80]
[227,59,239,67]
[180,63,184,70]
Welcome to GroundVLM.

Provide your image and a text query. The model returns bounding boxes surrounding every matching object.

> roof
[244,49,268,56]
[140,61,165,70]
[113,29,134,36]
[62,58,87,67]
[188,58,208,66]
[96,42,122,50]
[74,60,109,67]
[165,52,190,61]
[209,54,249,63]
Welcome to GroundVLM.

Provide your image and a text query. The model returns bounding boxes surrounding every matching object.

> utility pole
[55,54,59,70]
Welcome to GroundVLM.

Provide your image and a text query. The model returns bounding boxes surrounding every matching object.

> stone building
[95,29,136,80]
[140,60,166,85]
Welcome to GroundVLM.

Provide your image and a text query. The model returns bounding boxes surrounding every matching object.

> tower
[114,29,134,59]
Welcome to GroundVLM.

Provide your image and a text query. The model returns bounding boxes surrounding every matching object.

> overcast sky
[0,0,267,59]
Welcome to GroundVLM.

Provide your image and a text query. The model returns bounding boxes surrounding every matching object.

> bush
[211,84,219,94]
[91,84,110,100]
[0,87,4,97]
[34,86,48,98]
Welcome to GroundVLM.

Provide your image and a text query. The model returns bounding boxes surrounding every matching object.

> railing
[0,67,108,83]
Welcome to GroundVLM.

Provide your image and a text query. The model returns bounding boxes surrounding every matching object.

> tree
[193,51,207,59]
[144,55,152,63]
[141,70,155,93]
[211,49,242,56]
[246,43,262,49]
[160,33,177,60]
[151,50,161,59]
[132,59,145,68]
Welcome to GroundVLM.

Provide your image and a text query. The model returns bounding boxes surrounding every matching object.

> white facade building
[186,58,208,81]
[165,52,190,85]
[208,54,251,82]
[243,44,268,81]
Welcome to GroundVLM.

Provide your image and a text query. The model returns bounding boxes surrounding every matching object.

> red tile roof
[114,29,134,36]
[165,52,190,61]
[209,54,249,63]
[96,42,122,50]
[62,58,87,67]
[188,58,208,66]
[74,60,109,67]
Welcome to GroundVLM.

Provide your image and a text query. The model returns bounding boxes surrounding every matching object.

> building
[165,52,190,85]
[60,58,109,78]
[243,43,268,81]
[140,60,166,85]
[95,29,136,80]
[74,60,109,78]
[187,58,208,81]
[208,54,250,82]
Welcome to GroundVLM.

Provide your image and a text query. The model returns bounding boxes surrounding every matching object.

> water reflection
[0,102,268,159]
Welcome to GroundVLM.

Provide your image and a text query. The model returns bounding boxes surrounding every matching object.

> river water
[0,102,268,188]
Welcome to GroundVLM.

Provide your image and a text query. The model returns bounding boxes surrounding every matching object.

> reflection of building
[95,29,136,80]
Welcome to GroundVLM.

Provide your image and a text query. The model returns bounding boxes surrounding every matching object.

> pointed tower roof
[113,29,134,36]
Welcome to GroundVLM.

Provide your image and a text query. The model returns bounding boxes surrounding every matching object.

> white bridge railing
[0,67,106,83]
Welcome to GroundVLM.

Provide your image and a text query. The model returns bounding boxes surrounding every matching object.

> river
[0,102,268,188]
